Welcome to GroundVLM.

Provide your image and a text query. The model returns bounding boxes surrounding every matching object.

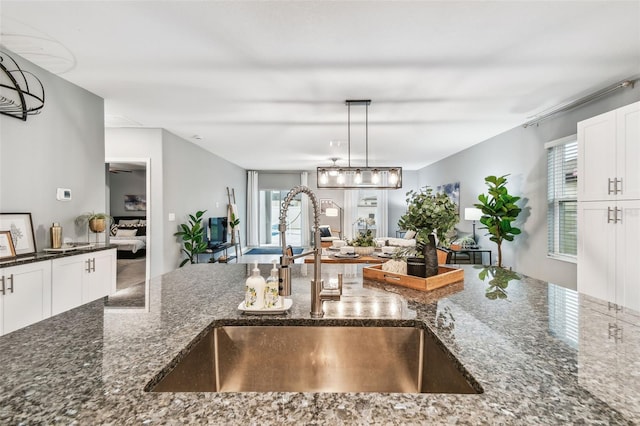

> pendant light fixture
[317,100,402,189]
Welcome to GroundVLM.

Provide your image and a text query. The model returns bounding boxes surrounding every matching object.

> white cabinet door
[616,102,640,201]
[616,200,640,312]
[0,261,52,336]
[83,249,116,303]
[578,110,617,202]
[51,256,84,316]
[577,201,616,302]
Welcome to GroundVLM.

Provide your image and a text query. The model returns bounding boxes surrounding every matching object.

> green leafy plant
[349,229,376,247]
[474,175,522,268]
[229,212,240,230]
[398,186,458,247]
[174,210,208,267]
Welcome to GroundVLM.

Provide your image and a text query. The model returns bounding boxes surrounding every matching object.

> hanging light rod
[523,78,636,128]
[317,99,402,189]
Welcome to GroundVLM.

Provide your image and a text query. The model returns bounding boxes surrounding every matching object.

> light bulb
[320,170,328,184]
[355,169,362,184]
[337,170,345,184]
[389,169,398,185]
[372,169,380,184]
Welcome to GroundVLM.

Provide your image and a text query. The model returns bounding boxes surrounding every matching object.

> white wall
[0,50,105,249]
[417,84,640,289]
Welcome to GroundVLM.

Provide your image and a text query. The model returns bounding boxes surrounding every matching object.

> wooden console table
[304,254,386,264]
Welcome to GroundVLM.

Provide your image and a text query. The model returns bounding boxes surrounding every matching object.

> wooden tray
[363,264,464,292]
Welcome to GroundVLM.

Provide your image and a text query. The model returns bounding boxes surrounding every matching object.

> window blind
[546,135,578,258]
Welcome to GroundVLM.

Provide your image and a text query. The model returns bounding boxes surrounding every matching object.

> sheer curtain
[246,170,259,247]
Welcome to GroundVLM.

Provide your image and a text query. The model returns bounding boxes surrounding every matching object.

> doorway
[258,189,302,247]
[104,158,150,309]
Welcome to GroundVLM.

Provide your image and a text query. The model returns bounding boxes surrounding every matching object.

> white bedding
[110,236,146,253]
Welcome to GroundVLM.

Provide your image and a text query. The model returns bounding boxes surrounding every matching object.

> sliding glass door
[259,190,302,247]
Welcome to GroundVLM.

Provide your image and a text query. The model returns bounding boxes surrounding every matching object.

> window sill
[547,253,577,264]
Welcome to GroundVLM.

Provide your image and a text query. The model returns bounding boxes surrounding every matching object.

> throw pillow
[116,228,138,237]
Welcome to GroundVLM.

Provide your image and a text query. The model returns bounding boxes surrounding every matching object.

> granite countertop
[0,244,115,268]
[0,263,638,424]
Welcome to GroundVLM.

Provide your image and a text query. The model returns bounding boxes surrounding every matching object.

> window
[546,135,578,260]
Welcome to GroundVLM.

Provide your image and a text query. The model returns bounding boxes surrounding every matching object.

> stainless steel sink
[147,324,482,394]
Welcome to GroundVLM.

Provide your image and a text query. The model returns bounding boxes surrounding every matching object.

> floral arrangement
[349,229,376,247]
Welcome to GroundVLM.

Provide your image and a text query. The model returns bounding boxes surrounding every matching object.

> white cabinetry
[51,249,116,316]
[578,101,640,312]
[0,261,52,336]
[578,101,640,201]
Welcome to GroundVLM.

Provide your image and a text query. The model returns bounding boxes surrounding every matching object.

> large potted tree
[474,175,522,268]
[398,187,458,277]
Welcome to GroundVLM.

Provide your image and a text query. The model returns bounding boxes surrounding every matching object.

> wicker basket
[353,246,375,256]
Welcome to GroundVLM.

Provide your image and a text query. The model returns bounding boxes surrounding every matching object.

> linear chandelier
[317,100,402,189]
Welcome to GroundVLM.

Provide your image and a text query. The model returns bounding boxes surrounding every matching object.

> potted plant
[75,212,112,233]
[398,187,458,277]
[174,210,208,267]
[474,175,522,268]
[228,213,240,244]
[349,229,376,255]
[381,247,410,275]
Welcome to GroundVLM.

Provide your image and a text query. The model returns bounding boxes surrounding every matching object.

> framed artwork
[437,182,461,215]
[0,213,37,256]
[124,194,146,211]
[0,231,16,260]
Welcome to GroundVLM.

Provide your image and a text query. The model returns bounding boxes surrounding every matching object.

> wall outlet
[168,213,176,221]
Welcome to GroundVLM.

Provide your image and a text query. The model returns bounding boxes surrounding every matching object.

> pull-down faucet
[278,185,341,318]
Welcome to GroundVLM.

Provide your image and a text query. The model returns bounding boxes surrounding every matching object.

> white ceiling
[1,1,639,171]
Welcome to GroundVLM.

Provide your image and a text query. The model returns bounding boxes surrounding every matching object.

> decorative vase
[423,234,439,278]
[353,246,375,256]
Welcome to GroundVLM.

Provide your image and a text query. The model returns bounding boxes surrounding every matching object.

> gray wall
[106,128,246,275]
[109,170,146,217]
[417,84,640,289]
[0,50,105,249]
[162,130,246,271]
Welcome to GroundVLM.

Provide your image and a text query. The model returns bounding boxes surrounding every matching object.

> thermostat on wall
[56,188,72,201]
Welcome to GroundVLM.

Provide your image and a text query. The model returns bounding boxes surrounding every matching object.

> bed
[110,216,147,258]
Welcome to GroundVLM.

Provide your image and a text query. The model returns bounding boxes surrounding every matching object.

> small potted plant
[75,212,113,233]
[228,213,240,244]
[349,229,376,255]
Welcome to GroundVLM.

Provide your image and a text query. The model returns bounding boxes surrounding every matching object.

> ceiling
[1,1,639,171]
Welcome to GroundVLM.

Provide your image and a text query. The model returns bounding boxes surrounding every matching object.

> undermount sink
[147,323,482,394]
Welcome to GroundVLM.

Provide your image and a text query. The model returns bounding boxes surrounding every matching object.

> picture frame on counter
[0,231,16,260]
[0,213,37,257]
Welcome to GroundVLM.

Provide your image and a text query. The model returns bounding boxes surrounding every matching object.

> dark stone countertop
[0,244,115,268]
[0,263,638,425]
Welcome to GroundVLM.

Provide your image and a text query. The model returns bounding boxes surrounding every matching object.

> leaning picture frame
[0,230,16,260]
[0,213,37,257]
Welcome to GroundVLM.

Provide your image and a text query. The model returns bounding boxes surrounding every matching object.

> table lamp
[464,208,483,244]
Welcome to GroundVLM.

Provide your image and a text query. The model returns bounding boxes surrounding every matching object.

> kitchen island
[0,263,638,424]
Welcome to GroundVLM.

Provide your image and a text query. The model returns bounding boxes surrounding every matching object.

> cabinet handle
[607,207,614,223]
[615,207,622,224]
[7,274,13,293]
[615,178,623,195]
[608,178,615,195]
[0,276,4,296]
[85,258,92,273]
[91,258,96,273]
[608,323,623,343]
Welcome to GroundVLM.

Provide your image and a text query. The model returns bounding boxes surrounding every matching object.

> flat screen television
[207,217,228,248]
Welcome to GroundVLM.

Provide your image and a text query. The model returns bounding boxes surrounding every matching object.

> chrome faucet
[278,185,341,318]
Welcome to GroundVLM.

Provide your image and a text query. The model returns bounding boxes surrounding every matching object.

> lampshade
[464,208,483,221]
[325,207,339,217]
